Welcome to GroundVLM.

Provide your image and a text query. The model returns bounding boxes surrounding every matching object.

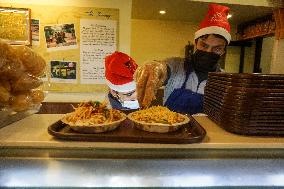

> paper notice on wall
[50,60,77,83]
[44,23,78,51]
[80,19,117,84]
[31,19,40,46]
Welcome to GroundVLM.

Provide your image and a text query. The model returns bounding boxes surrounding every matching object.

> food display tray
[204,72,284,136]
[48,116,206,144]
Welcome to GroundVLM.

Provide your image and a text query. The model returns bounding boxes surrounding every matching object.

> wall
[191,0,281,7]
[2,0,277,102]
[260,36,275,74]
[131,19,197,64]
[224,46,240,73]
[0,0,132,102]
[131,18,243,73]
[243,42,256,73]
[0,0,132,54]
[271,38,284,74]
[197,0,282,74]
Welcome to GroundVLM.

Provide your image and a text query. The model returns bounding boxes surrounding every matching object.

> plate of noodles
[127,106,190,133]
[61,101,126,133]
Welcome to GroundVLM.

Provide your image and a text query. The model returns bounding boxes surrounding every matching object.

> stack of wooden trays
[204,72,284,136]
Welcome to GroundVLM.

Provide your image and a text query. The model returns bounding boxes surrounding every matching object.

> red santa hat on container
[194,3,231,44]
[105,51,138,93]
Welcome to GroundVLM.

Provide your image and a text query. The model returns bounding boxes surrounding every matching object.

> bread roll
[0,41,13,69]
[13,46,46,76]
[0,41,46,112]
[0,41,26,80]
[30,89,45,104]
[0,85,11,103]
[0,80,11,92]
[9,93,32,112]
[0,56,25,80]
[12,73,43,92]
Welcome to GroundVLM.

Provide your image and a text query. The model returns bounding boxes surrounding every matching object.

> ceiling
[132,0,275,26]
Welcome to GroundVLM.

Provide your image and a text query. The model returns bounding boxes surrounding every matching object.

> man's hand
[134,60,167,108]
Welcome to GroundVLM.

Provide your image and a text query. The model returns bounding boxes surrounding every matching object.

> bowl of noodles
[127,106,190,133]
[61,101,126,133]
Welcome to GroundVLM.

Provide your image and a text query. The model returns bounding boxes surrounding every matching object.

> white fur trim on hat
[194,26,231,44]
[105,79,136,93]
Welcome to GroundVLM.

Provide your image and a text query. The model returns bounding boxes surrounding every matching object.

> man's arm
[134,60,167,108]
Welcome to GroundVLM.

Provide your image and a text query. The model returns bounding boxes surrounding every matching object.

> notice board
[8,4,119,93]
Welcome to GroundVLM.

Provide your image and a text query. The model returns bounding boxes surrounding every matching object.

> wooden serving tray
[48,116,206,144]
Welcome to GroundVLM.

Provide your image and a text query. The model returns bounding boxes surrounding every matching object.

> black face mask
[192,49,220,73]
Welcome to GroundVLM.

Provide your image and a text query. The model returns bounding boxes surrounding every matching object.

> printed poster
[44,23,77,51]
[31,19,40,46]
[50,60,77,83]
[80,19,117,84]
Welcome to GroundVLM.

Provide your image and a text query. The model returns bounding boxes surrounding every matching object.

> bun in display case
[0,40,46,128]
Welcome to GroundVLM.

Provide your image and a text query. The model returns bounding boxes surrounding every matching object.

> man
[105,51,140,110]
[135,3,231,114]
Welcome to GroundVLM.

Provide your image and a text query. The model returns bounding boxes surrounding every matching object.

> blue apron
[164,71,204,115]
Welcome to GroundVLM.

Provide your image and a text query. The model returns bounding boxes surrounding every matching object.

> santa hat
[195,4,231,44]
[105,51,138,93]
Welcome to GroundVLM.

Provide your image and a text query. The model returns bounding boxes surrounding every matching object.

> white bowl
[61,112,126,134]
[127,112,190,133]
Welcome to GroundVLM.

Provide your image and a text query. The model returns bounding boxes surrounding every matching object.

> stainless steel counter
[1,158,284,187]
[1,114,284,188]
[1,114,284,158]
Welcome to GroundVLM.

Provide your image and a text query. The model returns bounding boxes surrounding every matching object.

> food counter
[1,114,284,188]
